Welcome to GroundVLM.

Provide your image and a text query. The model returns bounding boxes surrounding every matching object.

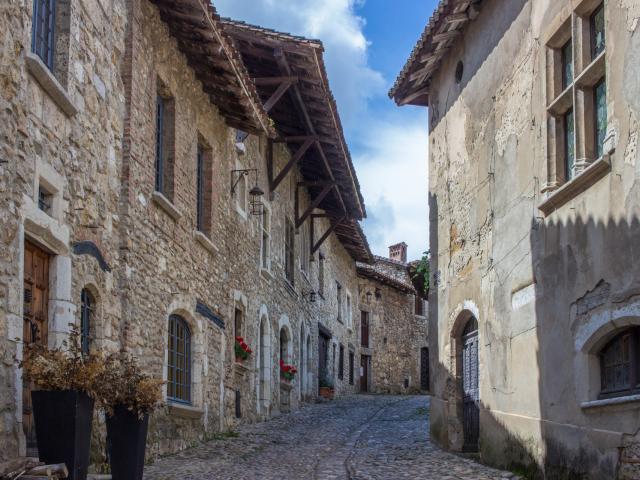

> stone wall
[0,0,367,468]
[0,0,126,463]
[357,274,428,394]
[424,0,640,477]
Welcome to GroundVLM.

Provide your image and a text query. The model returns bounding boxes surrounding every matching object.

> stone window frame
[260,203,272,274]
[336,282,343,324]
[195,135,213,238]
[541,0,610,214]
[233,159,248,219]
[299,219,311,278]
[31,0,71,87]
[155,77,177,203]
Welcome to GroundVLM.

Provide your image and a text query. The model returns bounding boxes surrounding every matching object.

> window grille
[600,328,639,398]
[348,351,354,385]
[32,0,56,70]
[167,315,191,404]
[338,345,344,380]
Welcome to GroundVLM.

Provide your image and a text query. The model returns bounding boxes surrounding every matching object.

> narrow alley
[144,396,516,480]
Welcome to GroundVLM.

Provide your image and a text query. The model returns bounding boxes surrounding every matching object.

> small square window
[38,185,53,214]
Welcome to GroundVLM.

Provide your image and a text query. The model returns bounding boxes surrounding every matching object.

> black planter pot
[106,405,149,480]
[31,390,94,480]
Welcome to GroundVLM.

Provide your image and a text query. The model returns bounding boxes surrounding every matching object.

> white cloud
[214,0,384,126]
[357,114,429,260]
[215,0,429,261]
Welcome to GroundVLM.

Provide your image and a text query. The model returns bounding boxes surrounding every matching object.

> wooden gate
[23,241,50,454]
[462,318,479,452]
[420,347,429,391]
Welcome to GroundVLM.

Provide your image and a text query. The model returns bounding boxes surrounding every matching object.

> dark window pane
[196,145,204,232]
[167,315,191,403]
[591,4,605,59]
[564,109,575,180]
[594,80,607,158]
[561,40,573,89]
[155,95,165,193]
[601,331,632,394]
[80,289,92,355]
[32,0,56,70]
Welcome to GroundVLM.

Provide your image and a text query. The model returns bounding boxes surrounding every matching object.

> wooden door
[360,311,369,348]
[318,334,328,392]
[420,347,429,391]
[462,319,479,452]
[23,241,50,453]
[360,355,369,392]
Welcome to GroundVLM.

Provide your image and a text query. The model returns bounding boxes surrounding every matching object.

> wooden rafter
[310,213,345,255]
[268,137,315,191]
[295,181,335,229]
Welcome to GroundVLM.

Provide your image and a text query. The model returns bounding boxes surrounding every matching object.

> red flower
[246,347,252,354]
[235,336,244,343]
[280,360,284,367]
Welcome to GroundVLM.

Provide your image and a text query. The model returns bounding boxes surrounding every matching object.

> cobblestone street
[144,396,516,480]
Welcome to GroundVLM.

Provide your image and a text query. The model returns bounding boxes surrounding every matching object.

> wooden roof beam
[295,181,335,228]
[269,137,315,191]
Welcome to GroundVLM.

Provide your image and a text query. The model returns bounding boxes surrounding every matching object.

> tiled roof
[390,0,481,106]
[356,257,416,293]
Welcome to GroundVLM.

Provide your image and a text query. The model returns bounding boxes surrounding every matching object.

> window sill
[193,230,218,254]
[25,52,78,117]
[167,402,203,419]
[575,51,605,89]
[152,191,182,221]
[260,267,273,281]
[581,394,640,410]
[538,156,611,216]
[547,84,573,116]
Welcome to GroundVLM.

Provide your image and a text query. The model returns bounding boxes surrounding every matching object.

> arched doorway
[461,316,479,452]
[257,314,271,415]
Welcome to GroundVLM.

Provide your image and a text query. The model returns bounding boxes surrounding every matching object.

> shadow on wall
[429,184,640,478]
[531,214,640,479]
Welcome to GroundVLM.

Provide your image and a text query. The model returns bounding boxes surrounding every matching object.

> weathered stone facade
[393,0,640,478]
[356,247,429,394]
[0,0,383,470]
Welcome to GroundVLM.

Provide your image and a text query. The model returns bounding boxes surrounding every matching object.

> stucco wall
[426,0,640,477]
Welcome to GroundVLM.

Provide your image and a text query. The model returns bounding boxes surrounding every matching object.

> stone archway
[448,304,481,453]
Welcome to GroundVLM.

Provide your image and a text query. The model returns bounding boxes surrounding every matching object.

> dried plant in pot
[95,353,163,480]
[19,325,104,480]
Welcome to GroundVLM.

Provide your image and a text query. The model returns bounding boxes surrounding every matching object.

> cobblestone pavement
[144,395,517,480]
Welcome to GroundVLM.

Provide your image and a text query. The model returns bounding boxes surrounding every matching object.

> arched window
[600,328,640,398]
[167,314,191,404]
[80,288,94,355]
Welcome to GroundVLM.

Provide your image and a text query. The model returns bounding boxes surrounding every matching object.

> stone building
[392,0,640,478]
[356,243,429,394]
[0,0,392,470]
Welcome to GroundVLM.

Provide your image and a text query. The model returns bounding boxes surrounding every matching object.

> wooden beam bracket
[311,214,345,255]
[269,137,315,192]
[295,182,335,229]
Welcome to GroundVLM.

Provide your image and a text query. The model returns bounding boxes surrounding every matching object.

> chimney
[388,242,408,263]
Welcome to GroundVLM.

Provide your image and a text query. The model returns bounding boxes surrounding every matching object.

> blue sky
[215,0,437,260]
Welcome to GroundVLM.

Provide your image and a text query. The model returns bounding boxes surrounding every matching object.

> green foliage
[412,250,430,296]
